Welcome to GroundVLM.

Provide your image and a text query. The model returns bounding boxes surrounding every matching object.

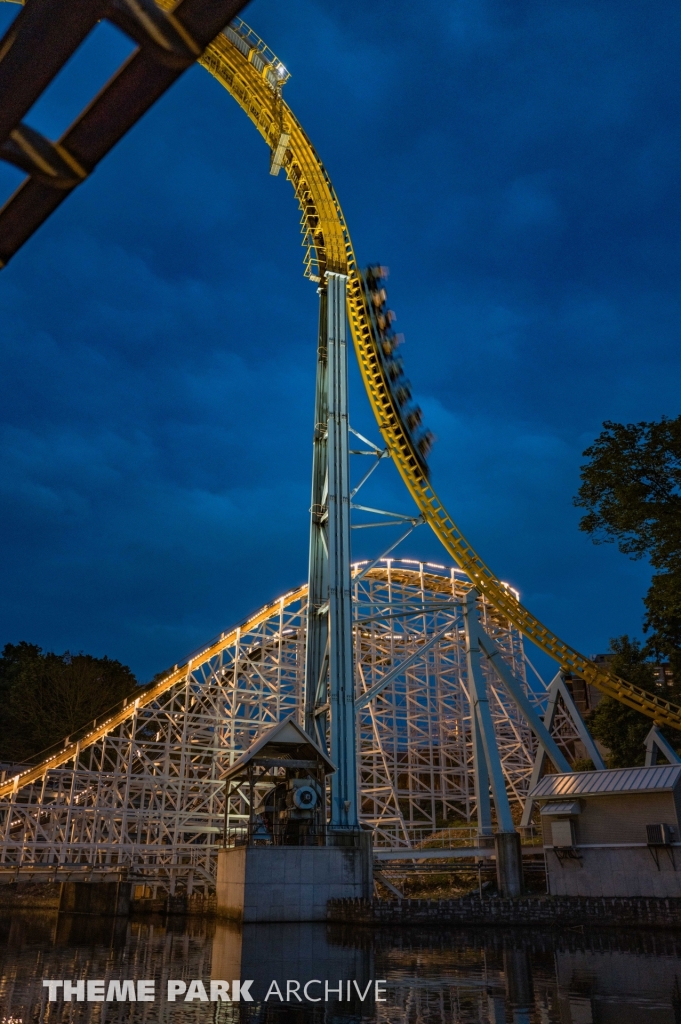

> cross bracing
[0,562,580,894]
[0,1,678,750]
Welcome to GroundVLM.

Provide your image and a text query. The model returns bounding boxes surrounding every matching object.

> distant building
[563,654,675,716]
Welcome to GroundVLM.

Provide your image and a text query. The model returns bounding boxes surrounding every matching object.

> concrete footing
[495,831,524,897]
[217,837,373,923]
[58,879,131,916]
[545,844,681,897]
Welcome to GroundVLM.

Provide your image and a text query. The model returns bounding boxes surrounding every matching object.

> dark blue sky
[0,0,679,682]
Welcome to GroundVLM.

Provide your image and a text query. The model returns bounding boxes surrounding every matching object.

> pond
[1,910,680,1023]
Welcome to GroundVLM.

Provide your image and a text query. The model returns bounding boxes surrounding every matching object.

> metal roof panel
[539,801,582,815]
[530,764,681,799]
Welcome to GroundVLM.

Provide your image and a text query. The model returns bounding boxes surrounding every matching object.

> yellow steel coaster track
[0,3,678,782]
[195,22,681,731]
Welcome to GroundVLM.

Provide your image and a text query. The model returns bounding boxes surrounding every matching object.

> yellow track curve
[0,6,679,751]
[197,25,681,731]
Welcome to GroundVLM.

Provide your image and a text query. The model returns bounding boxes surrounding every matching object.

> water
[1,910,681,1024]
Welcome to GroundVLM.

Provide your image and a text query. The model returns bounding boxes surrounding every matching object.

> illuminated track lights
[0,563,583,891]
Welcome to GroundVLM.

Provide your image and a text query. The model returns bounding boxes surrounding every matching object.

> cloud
[0,0,678,679]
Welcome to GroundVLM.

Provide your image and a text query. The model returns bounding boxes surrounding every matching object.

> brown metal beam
[0,0,109,146]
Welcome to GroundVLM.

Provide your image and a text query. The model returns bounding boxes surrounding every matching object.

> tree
[0,642,138,765]
[574,415,681,675]
[586,636,674,768]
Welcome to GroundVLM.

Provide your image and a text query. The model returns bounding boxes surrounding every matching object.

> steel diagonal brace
[351,504,417,520]
[462,591,514,834]
[351,517,424,585]
[518,671,604,828]
[349,427,384,452]
[553,673,605,769]
[474,632,571,774]
[645,725,681,766]
[352,521,416,529]
[518,673,563,831]
[350,451,389,498]
[355,619,453,711]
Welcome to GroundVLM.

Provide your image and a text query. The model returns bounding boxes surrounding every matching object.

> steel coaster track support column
[327,271,359,830]
[303,271,359,830]
[471,696,493,842]
[462,589,523,896]
[304,286,329,745]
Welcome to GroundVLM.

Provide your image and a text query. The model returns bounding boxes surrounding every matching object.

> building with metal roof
[529,765,681,898]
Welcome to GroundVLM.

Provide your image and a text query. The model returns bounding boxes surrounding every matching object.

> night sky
[0,0,679,683]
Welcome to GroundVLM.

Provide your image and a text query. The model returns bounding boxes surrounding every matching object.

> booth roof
[223,715,336,782]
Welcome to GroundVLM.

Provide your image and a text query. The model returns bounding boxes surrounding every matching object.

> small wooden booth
[221,715,335,847]
[216,717,372,922]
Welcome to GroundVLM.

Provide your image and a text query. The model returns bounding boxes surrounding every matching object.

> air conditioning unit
[646,823,675,846]
[551,819,576,848]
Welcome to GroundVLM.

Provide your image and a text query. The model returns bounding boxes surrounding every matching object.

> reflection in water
[213,921,373,1009]
[1,908,681,1023]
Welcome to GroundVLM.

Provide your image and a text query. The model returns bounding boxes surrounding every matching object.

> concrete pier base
[58,879,131,916]
[217,838,372,923]
[495,831,524,897]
